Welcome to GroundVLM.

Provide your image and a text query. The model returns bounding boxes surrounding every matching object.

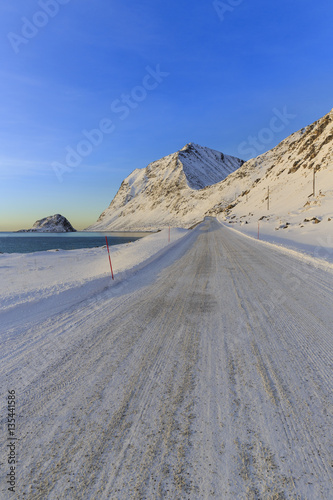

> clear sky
[0,0,332,231]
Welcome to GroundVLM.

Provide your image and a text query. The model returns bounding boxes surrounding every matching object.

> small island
[17,214,76,233]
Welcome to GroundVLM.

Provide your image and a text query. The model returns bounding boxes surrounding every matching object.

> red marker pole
[105,236,114,280]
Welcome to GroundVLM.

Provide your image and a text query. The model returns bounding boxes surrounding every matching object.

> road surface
[1,218,332,499]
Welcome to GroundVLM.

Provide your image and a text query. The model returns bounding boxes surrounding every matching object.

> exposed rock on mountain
[87,143,244,231]
[210,108,333,226]
[18,214,76,233]
[87,108,333,233]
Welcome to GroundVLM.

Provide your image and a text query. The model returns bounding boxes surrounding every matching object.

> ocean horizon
[0,231,150,254]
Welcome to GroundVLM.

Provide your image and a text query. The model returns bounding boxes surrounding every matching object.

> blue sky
[0,0,332,230]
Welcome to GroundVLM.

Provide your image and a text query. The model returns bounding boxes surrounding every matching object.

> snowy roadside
[218,215,333,271]
[0,228,188,314]
[1,217,332,499]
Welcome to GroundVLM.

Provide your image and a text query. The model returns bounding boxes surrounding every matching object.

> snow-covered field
[0,219,332,498]
[0,228,187,317]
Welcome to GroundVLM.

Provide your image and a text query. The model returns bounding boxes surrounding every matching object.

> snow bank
[0,228,188,315]
[219,217,333,271]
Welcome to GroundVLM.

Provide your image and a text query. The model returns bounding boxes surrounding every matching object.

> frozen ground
[0,219,332,498]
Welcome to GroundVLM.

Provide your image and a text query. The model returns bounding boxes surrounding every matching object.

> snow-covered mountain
[87,109,333,235]
[87,143,244,231]
[18,214,76,233]
[211,108,333,245]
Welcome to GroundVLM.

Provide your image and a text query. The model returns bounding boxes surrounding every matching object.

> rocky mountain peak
[87,144,244,231]
[86,108,333,232]
[18,214,76,233]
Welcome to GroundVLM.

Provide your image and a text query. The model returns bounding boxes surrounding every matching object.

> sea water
[0,232,150,254]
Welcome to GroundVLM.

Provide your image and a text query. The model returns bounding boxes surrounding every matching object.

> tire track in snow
[0,218,332,499]
[220,231,332,498]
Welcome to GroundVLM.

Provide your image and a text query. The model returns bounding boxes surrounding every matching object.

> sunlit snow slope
[212,108,333,248]
[87,143,243,231]
[88,109,333,235]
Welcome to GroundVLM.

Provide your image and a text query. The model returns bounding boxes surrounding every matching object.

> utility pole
[313,168,316,197]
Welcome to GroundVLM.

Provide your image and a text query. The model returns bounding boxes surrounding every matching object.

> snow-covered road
[1,218,332,499]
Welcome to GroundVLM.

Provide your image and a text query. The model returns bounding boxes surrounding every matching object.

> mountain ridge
[87,108,333,232]
[87,143,244,231]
